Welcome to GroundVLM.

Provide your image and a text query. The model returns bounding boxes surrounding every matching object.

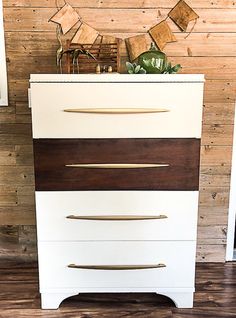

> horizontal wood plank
[201,145,232,165]
[201,125,233,146]
[198,225,227,239]
[0,225,36,260]
[203,103,235,125]
[200,165,231,187]
[7,55,236,81]
[0,166,35,185]
[197,238,227,244]
[3,8,236,33]
[15,145,33,166]
[0,146,16,165]
[196,244,226,262]
[199,187,230,208]
[4,0,236,9]
[0,207,35,225]
[5,32,236,58]
[198,207,229,226]
[204,80,236,103]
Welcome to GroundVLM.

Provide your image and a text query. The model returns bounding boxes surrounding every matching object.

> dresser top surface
[30,74,205,83]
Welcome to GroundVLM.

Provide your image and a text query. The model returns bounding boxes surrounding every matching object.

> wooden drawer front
[38,241,196,290]
[31,82,203,138]
[33,138,200,191]
[36,191,198,241]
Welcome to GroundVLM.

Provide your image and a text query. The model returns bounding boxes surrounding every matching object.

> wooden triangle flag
[149,21,176,51]
[49,3,80,35]
[125,34,150,62]
[168,0,199,32]
[71,23,99,44]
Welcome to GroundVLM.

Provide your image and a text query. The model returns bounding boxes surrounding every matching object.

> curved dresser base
[41,289,194,309]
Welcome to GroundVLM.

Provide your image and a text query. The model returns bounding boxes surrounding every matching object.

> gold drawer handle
[63,108,170,114]
[66,215,168,221]
[65,163,169,169]
[68,264,166,270]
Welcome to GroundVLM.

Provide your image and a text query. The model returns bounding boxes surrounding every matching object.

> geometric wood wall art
[71,23,99,44]
[49,0,199,67]
[168,0,199,32]
[49,3,80,34]
[149,21,177,51]
[125,34,150,61]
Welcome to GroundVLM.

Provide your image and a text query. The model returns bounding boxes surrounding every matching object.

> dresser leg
[41,292,78,309]
[159,292,194,308]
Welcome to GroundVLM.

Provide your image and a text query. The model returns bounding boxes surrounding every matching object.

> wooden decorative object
[100,35,118,44]
[125,34,150,62]
[168,0,199,32]
[149,21,176,51]
[49,1,199,72]
[64,38,120,74]
[71,23,99,45]
[49,3,80,35]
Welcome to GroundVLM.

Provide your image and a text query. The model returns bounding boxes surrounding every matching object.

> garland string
[184,18,197,39]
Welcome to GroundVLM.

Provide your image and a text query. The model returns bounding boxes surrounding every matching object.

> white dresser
[29,74,204,309]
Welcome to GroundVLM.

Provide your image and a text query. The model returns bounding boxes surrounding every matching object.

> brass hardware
[63,108,170,114]
[66,215,168,221]
[68,264,166,270]
[65,163,169,169]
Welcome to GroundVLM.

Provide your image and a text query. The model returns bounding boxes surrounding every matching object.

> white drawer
[38,241,196,289]
[36,191,199,241]
[31,82,203,138]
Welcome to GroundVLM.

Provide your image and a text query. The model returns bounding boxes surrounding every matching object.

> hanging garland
[49,0,199,64]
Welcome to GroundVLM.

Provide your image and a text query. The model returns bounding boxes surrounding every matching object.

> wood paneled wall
[1,0,235,262]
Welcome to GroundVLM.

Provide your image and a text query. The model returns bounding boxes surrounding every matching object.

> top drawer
[30,81,204,139]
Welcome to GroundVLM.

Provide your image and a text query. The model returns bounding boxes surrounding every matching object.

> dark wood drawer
[33,138,200,191]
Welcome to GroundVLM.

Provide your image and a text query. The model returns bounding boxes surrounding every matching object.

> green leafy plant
[162,62,182,74]
[126,62,146,74]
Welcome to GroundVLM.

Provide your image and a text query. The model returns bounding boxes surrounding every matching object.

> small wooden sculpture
[56,25,64,73]
[96,64,101,74]
[56,27,96,74]
[63,48,97,73]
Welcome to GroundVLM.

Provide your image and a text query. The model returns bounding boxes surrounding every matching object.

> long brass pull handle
[63,108,170,114]
[65,163,169,169]
[66,215,168,221]
[68,264,166,270]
